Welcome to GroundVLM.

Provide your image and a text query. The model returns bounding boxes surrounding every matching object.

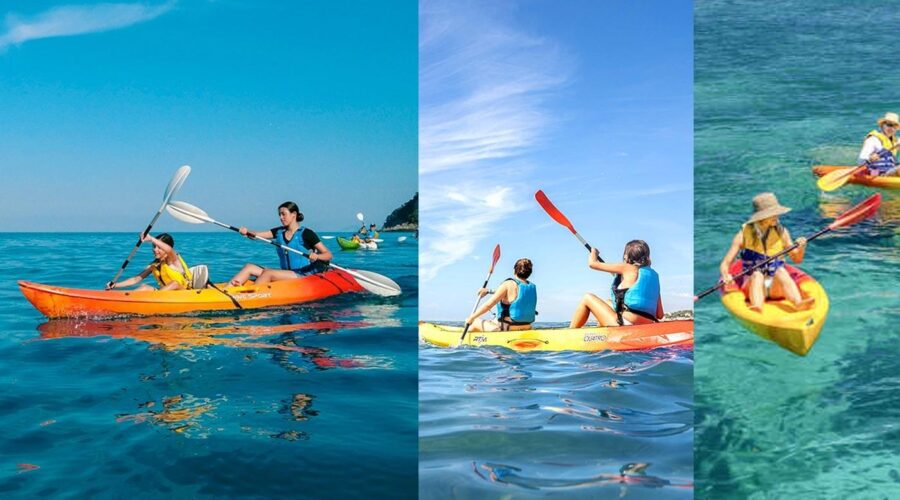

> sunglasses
[885,123,899,128]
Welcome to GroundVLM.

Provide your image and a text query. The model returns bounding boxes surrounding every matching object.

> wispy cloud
[420,1,570,280]
[420,184,526,281]
[0,2,174,51]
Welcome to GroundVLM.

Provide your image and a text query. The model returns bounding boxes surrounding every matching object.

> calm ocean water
[0,232,418,498]
[419,322,693,499]
[696,1,900,498]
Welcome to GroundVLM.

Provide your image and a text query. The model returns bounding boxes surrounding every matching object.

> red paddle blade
[535,190,576,234]
[489,244,501,272]
[829,193,881,230]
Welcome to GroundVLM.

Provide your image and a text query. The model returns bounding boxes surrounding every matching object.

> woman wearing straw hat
[718,193,814,312]
[857,112,900,176]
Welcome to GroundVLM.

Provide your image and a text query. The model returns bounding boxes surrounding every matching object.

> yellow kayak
[419,320,693,352]
[720,262,829,356]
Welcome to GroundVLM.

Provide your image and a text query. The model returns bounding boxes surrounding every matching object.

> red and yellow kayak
[720,261,829,356]
[812,165,900,189]
[419,320,693,352]
[19,269,364,319]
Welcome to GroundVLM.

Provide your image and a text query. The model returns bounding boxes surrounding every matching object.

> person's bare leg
[254,269,300,286]
[747,271,766,312]
[772,267,814,310]
[229,263,263,286]
[570,293,619,327]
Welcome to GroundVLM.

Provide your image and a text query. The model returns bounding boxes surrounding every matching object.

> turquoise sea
[0,232,418,498]
[419,322,693,499]
[695,1,900,497]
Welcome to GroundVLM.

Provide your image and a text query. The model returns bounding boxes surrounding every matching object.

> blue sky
[420,0,693,320]
[0,1,417,232]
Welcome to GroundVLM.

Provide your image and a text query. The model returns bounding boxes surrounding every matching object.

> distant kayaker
[106,233,192,291]
[570,240,664,327]
[857,112,900,176]
[466,258,537,332]
[228,201,332,286]
[718,193,813,312]
[365,224,379,243]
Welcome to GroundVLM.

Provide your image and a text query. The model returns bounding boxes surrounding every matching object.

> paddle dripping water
[695,1,900,497]
[0,232,418,496]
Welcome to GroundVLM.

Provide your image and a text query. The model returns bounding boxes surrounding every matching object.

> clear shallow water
[0,232,418,498]
[419,322,693,499]
[696,1,900,497]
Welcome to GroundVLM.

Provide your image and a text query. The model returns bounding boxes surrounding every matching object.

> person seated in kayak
[106,233,192,291]
[857,112,900,177]
[351,225,367,243]
[719,192,813,313]
[569,240,663,328]
[228,201,333,286]
[364,224,379,243]
[465,258,537,332]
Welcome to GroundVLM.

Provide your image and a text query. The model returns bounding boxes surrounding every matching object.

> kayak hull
[720,262,829,356]
[336,237,377,250]
[19,269,365,319]
[337,237,360,250]
[812,165,900,189]
[419,320,693,352]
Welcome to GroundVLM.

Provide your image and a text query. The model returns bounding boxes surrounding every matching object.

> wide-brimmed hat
[877,112,900,127]
[747,192,791,224]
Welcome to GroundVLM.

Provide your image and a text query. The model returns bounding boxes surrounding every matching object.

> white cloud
[419,1,570,280]
[420,185,525,281]
[0,2,175,51]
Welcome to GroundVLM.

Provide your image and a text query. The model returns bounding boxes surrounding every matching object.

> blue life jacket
[495,278,537,324]
[274,226,309,271]
[869,148,897,174]
[611,266,659,319]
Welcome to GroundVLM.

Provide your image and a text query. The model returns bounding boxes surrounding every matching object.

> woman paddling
[228,201,332,286]
[466,258,537,332]
[570,240,663,328]
[106,233,192,291]
[718,193,813,313]
[857,112,900,177]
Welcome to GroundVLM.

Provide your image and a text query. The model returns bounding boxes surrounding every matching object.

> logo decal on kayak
[473,335,487,344]
[583,334,608,343]
[234,293,272,300]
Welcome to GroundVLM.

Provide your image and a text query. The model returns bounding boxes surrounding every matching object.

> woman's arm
[309,242,333,262]
[858,136,882,164]
[783,228,806,263]
[107,265,152,289]
[238,227,275,239]
[719,230,744,282]
[144,234,173,255]
[587,248,629,274]
[466,282,509,325]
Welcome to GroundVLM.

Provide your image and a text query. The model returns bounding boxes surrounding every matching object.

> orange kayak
[812,165,900,189]
[19,269,365,319]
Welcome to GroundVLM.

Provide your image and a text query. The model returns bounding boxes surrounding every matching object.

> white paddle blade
[166,200,209,224]
[349,269,402,297]
[356,212,365,222]
[321,235,336,239]
[398,236,407,242]
[163,165,191,202]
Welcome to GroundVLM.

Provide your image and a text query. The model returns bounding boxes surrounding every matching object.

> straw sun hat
[877,112,900,127]
[746,192,791,224]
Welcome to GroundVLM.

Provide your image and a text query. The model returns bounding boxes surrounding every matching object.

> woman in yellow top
[106,233,192,291]
[718,193,812,312]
